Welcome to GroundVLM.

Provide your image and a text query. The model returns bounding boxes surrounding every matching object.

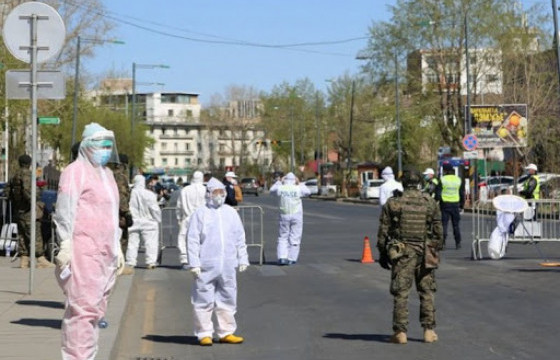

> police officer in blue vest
[436,163,465,249]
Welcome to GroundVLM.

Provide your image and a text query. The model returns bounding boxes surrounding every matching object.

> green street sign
[38,116,60,125]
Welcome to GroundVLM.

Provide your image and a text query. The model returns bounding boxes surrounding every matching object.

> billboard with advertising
[469,104,527,148]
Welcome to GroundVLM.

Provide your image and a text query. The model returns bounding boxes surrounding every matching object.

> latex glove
[116,247,125,275]
[379,252,391,270]
[55,241,72,268]
[190,267,201,278]
[239,264,248,272]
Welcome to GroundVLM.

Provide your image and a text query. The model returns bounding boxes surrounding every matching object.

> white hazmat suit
[269,172,311,265]
[53,123,122,360]
[176,171,206,266]
[187,178,249,340]
[126,174,162,268]
[379,166,403,207]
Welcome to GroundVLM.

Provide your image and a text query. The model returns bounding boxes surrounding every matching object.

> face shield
[79,129,119,167]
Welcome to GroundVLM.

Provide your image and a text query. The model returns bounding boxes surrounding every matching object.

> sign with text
[469,104,527,148]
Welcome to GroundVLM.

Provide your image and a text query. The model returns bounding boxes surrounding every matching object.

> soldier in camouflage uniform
[7,154,54,269]
[377,166,443,344]
[108,154,134,275]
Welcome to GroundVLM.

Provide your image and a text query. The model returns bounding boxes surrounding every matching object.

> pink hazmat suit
[54,123,120,360]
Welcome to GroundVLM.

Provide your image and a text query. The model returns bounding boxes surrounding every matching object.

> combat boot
[424,329,438,343]
[20,256,30,269]
[390,331,407,344]
[36,256,55,268]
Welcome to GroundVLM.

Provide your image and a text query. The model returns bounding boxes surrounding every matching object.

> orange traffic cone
[361,236,375,263]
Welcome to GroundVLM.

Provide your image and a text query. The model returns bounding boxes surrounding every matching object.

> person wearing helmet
[377,166,443,345]
[379,166,404,206]
[422,168,439,199]
[6,154,54,269]
[53,122,124,359]
[519,163,539,220]
[187,178,249,346]
[436,163,464,249]
[520,163,539,200]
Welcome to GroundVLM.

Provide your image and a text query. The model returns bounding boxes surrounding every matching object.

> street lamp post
[131,63,169,135]
[552,0,560,92]
[290,103,295,173]
[72,36,124,150]
[464,14,472,135]
[394,52,403,176]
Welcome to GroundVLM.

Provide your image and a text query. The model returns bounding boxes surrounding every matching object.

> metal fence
[159,205,265,265]
[471,199,560,260]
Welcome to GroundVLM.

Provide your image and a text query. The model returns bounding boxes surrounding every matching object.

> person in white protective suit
[126,174,162,269]
[269,172,311,265]
[176,171,206,269]
[187,178,249,346]
[53,122,124,360]
[379,166,404,207]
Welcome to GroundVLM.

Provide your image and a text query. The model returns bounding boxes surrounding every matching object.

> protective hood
[132,174,146,190]
[79,122,119,167]
[192,171,204,184]
[206,177,225,193]
[283,172,296,185]
[382,166,395,181]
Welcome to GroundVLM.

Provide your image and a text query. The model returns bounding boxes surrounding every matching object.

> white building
[89,80,273,179]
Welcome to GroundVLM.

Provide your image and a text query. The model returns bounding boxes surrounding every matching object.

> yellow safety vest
[523,174,540,200]
[441,175,461,203]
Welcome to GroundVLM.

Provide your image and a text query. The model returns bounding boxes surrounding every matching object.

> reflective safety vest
[523,174,540,200]
[441,175,461,203]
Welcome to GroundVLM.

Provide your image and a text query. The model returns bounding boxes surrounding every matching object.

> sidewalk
[0,256,133,360]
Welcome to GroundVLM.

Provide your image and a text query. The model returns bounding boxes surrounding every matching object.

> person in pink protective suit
[53,123,124,360]
[187,177,249,346]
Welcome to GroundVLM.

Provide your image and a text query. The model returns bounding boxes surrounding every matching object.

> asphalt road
[113,193,560,360]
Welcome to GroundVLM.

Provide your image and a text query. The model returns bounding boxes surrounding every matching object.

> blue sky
[85,0,543,105]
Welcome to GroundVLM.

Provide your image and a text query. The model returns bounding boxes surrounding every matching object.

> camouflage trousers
[390,244,436,332]
[120,227,129,256]
[17,212,45,257]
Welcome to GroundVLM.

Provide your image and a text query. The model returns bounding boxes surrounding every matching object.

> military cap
[18,154,32,166]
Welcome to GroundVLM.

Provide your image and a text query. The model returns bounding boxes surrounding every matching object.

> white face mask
[92,149,112,166]
[211,194,226,207]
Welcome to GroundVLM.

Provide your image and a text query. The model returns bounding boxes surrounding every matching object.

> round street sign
[462,134,478,151]
[2,2,66,64]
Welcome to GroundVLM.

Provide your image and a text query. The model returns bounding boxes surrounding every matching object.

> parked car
[482,176,514,197]
[360,179,384,200]
[304,178,319,195]
[240,177,260,196]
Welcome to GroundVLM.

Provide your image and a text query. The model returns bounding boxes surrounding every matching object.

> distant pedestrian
[187,178,249,346]
[269,172,311,265]
[6,154,54,269]
[379,166,404,206]
[222,171,238,206]
[422,168,439,199]
[436,163,464,249]
[377,166,443,344]
[176,171,206,269]
[519,163,539,219]
[126,174,162,269]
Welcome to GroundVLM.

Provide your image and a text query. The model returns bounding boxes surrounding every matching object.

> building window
[219,158,225,167]
[161,128,166,135]
[185,158,191,165]
[242,144,248,151]
[150,144,155,150]
[174,142,178,151]
[162,158,168,166]
[185,143,191,151]
[161,142,167,150]
[219,143,225,152]
[264,158,270,166]
[197,158,202,165]
[186,109,193,117]
[150,158,155,166]
[486,74,499,83]
[168,109,174,116]
[174,128,178,135]
[174,158,178,166]
[426,72,439,84]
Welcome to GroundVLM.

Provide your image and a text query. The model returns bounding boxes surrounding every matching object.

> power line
[64,0,367,57]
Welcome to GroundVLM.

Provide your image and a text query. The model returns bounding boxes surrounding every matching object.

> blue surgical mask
[92,149,112,166]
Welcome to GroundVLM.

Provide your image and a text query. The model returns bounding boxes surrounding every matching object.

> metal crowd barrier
[159,205,265,265]
[471,199,560,260]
